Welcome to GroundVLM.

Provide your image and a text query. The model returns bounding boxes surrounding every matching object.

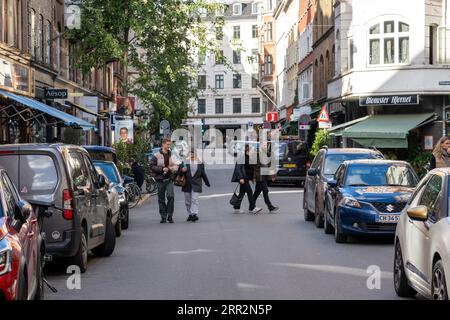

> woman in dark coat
[231,144,262,214]
[181,152,210,222]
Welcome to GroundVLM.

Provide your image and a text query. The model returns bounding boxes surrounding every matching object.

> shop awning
[329,116,370,137]
[0,90,95,130]
[341,113,435,148]
[65,100,106,118]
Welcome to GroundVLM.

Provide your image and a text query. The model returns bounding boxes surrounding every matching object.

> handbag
[229,184,242,207]
[174,173,186,187]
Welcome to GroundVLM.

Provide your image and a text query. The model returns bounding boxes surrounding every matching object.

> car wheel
[114,214,122,237]
[432,260,448,300]
[303,190,315,222]
[121,206,129,230]
[70,227,88,273]
[334,212,347,243]
[324,202,334,235]
[314,196,324,228]
[393,241,416,298]
[33,246,44,300]
[92,216,116,257]
[17,270,28,300]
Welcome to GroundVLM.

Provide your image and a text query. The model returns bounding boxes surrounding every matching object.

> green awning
[341,113,435,148]
[329,116,370,137]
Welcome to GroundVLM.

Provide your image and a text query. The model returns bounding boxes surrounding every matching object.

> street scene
[0,0,450,303]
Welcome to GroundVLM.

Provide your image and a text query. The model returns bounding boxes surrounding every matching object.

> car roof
[343,159,410,166]
[323,148,380,155]
[82,145,116,153]
[0,143,88,153]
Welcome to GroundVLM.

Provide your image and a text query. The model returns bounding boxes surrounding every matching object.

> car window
[311,151,324,169]
[94,163,120,184]
[344,164,417,187]
[335,165,345,185]
[323,153,379,176]
[418,174,443,222]
[1,173,17,218]
[83,155,99,187]
[68,152,90,189]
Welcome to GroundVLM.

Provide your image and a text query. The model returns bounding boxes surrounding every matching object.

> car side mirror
[327,180,337,188]
[407,205,428,221]
[307,168,318,177]
[98,175,106,188]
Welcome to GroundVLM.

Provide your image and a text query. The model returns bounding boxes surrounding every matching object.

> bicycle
[145,174,158,194]
[125,181,142,209]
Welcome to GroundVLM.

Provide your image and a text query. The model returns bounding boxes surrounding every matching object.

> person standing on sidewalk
[231,144,262,214]
[150,138,180,223]
[181,151,211,222]
[253,141,278,213]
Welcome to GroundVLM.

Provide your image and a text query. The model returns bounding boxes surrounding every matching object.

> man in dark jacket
[253,141,278,212]
[231,145,262,214]
[130,159,145,188]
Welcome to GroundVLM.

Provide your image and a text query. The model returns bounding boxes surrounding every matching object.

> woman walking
[430,136,450,169]
[181,151,211,222]
[231,144,262,214]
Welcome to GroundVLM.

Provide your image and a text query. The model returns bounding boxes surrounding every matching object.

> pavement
[45,167,404,300]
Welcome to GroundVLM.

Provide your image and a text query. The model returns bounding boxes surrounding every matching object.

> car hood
[343,186,415,202]
[0,217,7,241]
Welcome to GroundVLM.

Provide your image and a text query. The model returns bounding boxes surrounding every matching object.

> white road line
[270,263,393,279]
[167,249,215,255]
[199,190,303,200]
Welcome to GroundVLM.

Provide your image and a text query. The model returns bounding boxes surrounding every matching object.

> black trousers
[253,180,273,209]
[234,181,255,210]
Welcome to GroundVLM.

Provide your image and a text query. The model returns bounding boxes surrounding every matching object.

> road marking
[236,282,265,290]
[270,263,393,279]
[168,248,215,255]
[199,190,303,200]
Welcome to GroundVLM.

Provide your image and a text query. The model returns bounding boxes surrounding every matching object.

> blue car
[93,160,130,230]
[324,160,419,243]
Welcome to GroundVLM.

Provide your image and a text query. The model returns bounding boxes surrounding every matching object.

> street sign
[160,119,170,130]
[317,106,330,122]
[266,112,278,123]
[45,88,68,99]
[299,114,311,125]
[248,121,253,127]
[319,122,332,129]
[299,124,311,130]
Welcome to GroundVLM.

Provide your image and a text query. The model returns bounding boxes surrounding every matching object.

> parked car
[269,139,309,186]
[303,147,384,227]
[0,169,44,300]
[394,168,450,300]
[324,160,418,243]
[94,160,129,230]
[83,145,117,164]
[0,144,116,273]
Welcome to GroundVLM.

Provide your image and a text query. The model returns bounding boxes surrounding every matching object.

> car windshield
[87,151,115,162]
[344,164,417,187]
[324,153,378,176]
[94,162,120,184]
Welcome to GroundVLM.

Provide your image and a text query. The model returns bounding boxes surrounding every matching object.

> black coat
[231,155,254,182]
[131,162,145,187]
[181,163,210,193]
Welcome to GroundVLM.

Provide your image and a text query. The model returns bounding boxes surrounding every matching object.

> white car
[394,168,450,300]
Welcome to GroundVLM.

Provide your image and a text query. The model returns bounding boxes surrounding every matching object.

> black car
[303,147,384,228]
[270,140,309,186]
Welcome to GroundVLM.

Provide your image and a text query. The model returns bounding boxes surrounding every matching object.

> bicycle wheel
[146,177,157,194]
[127,183,142,209]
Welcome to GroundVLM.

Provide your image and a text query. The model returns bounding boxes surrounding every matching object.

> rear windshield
[94,163,120,184]
[87,151,116,163]
[324,153,378,176]
[0,154,58,196]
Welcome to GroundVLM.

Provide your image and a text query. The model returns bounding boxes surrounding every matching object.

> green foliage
[407,133,432,177]
[114,132,152,176]
[310,129,330,158]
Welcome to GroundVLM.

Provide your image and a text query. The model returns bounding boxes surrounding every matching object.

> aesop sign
[359,95,418,106]
[45,88,68,99]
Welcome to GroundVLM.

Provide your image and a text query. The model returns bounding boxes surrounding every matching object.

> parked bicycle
[123,175,142,209]
[145,174,158,194]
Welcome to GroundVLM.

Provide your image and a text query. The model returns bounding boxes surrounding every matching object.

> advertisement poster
[115,119,134,144]
[116,96,136,117]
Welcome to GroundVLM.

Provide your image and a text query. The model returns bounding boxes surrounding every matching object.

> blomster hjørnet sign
[359,95,419,106]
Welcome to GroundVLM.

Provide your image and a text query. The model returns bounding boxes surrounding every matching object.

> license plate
[283,164,297,168]
[377,214,400,223]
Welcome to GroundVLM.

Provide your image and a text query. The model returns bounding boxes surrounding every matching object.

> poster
[115,119,134,144]
[116,96,136,117]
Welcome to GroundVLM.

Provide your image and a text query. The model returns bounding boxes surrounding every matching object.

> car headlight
[343,197,361,208]
[0,249,12,276]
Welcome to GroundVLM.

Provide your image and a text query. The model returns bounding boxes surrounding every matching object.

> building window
[215,74,224,89]
[215,99,224,114]
[368,20,409,65]
[251,74,258,88]
[30,10,36,59]
[267,0,273,11]
[252,25,258,38]
[38,15,44,62]
[45,20,52,65]
[252,98,260,113]
[197,99,206,114]
[233,26,241,39]
[56,24,61,72]
[251,2,258,14]
[215,50,224,65]
[233,3,242,15]
[233,74,242,88]
[266,23,273,42]
[233,98,242,113]
[299,67,312,102]
[216,26,223,40]
[233,50,241,64]
[349,38,354,69]
[198,52,206,65]
[198,75,206,90]
[265,55,273,75]
[215,4,225,16]
[6,0,15,46]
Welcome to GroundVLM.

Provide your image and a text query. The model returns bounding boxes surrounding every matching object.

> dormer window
[252,2,258,14]
[233,3,242,15]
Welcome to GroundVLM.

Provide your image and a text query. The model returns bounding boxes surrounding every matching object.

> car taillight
[63,189,74,220]
[306,161,311,170]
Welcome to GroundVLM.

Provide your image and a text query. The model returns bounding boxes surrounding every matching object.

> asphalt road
[45,167,403,300]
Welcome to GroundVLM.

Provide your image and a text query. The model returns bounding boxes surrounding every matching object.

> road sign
[299,124,311,130]
[248,121,253,127]
[45,88,68,99]
[317,106,330,122]
[160,120,170,130]
[266,112,278,123]
[319,122,332,129]
[299,114,311,125]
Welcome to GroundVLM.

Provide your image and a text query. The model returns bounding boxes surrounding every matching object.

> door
[407,174,443,286]
[306,151,323,211]
[329,164,346,222]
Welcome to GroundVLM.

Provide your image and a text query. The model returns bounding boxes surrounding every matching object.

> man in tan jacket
[150,138,180,223]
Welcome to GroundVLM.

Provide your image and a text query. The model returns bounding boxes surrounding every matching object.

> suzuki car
[324,160,418,243]
[394,168,450,300]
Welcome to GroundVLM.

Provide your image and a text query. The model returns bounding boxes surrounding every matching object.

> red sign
[317,105,330,122]
[266,112,278,122]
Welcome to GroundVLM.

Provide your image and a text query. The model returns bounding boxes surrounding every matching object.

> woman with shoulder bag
[182,151,211,222]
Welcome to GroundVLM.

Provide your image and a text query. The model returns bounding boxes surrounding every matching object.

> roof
[343,159,410,166]
[323,148,380,155]
[0,143,86,151]
[82,145,116,153]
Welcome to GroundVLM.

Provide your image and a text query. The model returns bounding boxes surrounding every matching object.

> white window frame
[367,19,410,67]
[299,66,312,102]
[251,2,258,14]
[233,3,242,15]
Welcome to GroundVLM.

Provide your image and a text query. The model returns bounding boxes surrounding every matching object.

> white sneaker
[252,207,263,214]
[234,209,244,214]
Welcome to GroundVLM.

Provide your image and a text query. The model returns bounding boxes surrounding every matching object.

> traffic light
[201,118,205,134]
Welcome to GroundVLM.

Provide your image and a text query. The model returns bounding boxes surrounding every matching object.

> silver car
[394,168,450,300]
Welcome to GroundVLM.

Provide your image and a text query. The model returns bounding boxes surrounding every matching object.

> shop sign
[45,88,68,99]
[359,95,419,106]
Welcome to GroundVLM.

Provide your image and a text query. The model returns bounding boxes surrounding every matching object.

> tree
[310,129,330,158]
[66,0,225,133]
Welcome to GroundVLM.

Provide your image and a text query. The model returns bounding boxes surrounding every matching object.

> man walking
[253,141,278,213]
[150,138,179,223]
